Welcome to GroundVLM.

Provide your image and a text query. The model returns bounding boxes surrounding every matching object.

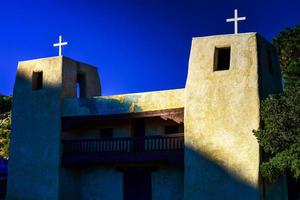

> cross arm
[237,17,246,20]
[226,18,235,22]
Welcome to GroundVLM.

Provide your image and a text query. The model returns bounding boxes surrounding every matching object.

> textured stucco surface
[152,166,183,200]
[62,88,184,116]
[7,56,101,200]
[61,57,101,98]
[80,167,123,200]
[59,169,81,200]
[184,33,283,200]
[60,167,123,200]
[7,57,63,200]
[62,119,132,139]
[62,166,182,200]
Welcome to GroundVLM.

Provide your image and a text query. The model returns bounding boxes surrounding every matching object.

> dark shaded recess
[61,108,184,131]
[123,168,152,200]
[165,125,179,134]
[214,47,231,71]
[287,175,300,200]
[32,71,43,90]
[61,133,184,167]
[0,169,7,200]
[132,118,145,151]
[62,146,258,199]
[132,118,145,137]
[100,128,113,138]
[77,73,86,98]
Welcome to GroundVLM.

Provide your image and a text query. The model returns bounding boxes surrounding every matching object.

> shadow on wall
[80,95,143,115]
[9,72,257,199]
[7,69,283,200]
[7,69,65,199]
[63,95,143,116]
[60,148,258,200]
[184,147,259,200]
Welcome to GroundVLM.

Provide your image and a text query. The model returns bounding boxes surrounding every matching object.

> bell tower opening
[76,72,86,98]
[214,47,231,71]
[32,71,43,90]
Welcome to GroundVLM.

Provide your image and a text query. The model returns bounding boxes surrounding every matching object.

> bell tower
[184,33,284,200]
[7,56,100,199]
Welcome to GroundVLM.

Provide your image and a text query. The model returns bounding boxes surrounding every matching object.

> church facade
[7,33,287,200]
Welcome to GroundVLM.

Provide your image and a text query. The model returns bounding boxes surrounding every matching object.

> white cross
[53,35,68,56]
[226,9,246,34]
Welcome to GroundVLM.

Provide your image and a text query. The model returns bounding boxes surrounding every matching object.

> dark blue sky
[0,0,299,96]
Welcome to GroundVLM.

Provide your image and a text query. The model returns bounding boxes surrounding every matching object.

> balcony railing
[62,133,184,167]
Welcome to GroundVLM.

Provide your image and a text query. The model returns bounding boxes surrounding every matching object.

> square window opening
[77,73,86,98]
[214,47,231,71]
[32,71,43,90]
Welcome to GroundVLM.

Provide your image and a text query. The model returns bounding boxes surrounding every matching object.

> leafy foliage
[0,94,12,160]
[254,25,300,182]
[0,94,12,113]
[273,25,300,73]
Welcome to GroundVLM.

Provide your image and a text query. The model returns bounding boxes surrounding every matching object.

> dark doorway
[132,118,145,137]
[123,169,152,200]
[287,175,300,200]
[132,118,145,151]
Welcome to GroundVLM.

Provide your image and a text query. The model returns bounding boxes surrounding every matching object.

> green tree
[0,94,12,160]
[254,25,300,182]
[273,25,300,73]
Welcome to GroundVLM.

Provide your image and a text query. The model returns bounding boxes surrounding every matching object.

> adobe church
[6,33,288,200]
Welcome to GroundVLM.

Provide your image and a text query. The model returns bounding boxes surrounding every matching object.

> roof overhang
[62,108,184,131]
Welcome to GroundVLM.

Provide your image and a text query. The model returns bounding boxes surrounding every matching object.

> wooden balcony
[62,133,184,167]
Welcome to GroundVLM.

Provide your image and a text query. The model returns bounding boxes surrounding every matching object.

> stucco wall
[60,167,123,200]
[62,119,132,140]
[152,166,183,200]
[61,165,182,200]
[7,56,101,200]
[184,33,261,200]
[80,167,123,200]
[60,169,81,200]
[62,57,101,98]
[7,57,63,200]
[62,89,185,116]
